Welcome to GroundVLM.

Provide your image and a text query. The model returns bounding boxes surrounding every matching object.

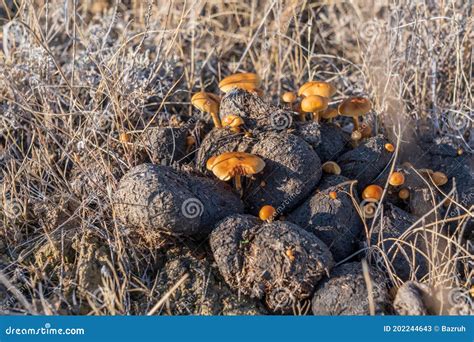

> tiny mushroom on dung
[384,143,395,152]
[191,91,222,128]
[218,73,261,93]
[329,191,338,200]
[338,97,372,131]
[431,171,448,186]
[320,107,339,122]
[398,188,410,200]
[301,95,328,122]
[119,131,131,144]
[259,205,276,223]
[282,91,297,110]
[389,171,405,186]
[298,81,336,98]
[207,151,265,193]
[322,161,341,175]
[222,115,245,133]
[362,184,383,202]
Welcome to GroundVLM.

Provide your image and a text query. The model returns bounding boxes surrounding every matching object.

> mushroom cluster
[111,71,464,315]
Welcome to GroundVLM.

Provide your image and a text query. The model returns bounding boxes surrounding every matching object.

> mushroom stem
[234,174,242,193]
[313,112,320,123]
[210,111,222,128]
[299,112,306,122]
[352,117,360,131]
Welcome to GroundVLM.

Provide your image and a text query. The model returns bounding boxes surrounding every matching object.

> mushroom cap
[362,184,383,201]
[222,115,244,128]
[207,152,265,181]
[282,91,297,103]
[432,171,448,186]
[338,97,372,117]
[384,143,395,152]
[320,107,339,120]
[301,95,328,113]
[298,81,336,98]
[191,92,220,113]
[322,161,341,175]
[259,205,276,221]
[389,171,405,186]
[219,73,261,93]
[398,188,410,200]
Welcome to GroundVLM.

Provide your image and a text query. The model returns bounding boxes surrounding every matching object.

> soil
[311,261,391,315]
[210,214,334,313]
[114,164,243,236]
[287,175,363,261]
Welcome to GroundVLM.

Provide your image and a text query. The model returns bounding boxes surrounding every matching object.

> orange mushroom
[191,91,222,128]
[384,143,395,152]
[362,184,383,202]
[432,171,448,186]
[259,205,276,223]
[222,115,245,133]
[218,73,261,93]
[389,171,405,186]
[298,81,336,98]
[301,95,328,122]
[282,92,297,110]
[320,107,339,122]
[207,152,265,193]
[398,188,410,200]
[338,97,372,131]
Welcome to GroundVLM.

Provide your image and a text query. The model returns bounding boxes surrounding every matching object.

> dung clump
[287,175,363,261]
[210,214,334,313]
[311,261,390,315]
[114,164,243,236]
[337,135,392,191]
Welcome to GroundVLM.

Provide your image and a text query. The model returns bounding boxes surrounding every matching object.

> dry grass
[0,0,472,315]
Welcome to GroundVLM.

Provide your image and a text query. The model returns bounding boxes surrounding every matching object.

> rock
[368,203,429,281]
[311,262,390,315]
[141,126,188,165]
[114,164,243,236]
[393,281,431,315]
[287,175,363,261]
[337,135,392,191]
[197,130,322,215]
[210,214,334,313]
